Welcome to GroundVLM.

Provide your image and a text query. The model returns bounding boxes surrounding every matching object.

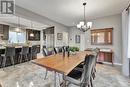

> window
[9,31,26,43]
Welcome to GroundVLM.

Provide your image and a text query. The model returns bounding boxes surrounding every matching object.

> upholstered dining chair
[2,46,15,69]
[42,48,54,79]
[91,48,100,80]
[54,47,63,54]
[19,46,29,63]
[65,54,96,87]
[54,47,59,54]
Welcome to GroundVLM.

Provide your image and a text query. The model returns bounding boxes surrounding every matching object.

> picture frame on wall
[57,33,63,40]
[75,35,80,43]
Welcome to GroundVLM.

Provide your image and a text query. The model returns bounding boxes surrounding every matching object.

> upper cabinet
[26,29,40,41]
[0,24,9,40]
[91,28,113,45]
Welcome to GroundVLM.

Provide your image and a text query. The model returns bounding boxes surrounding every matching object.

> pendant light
[77,2,92,32]
[30,21,34,37]
[15,16,20,32]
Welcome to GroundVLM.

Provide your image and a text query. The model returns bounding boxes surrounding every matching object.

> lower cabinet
[98,51,114,65]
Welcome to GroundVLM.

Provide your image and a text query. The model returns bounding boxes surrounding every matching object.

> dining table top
[32,51,92,75]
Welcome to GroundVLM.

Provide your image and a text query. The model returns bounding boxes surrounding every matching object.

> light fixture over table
[77,2,92,32]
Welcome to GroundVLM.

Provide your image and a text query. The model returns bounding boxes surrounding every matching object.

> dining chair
[91,48,100,80]
[62,46,69,52]
[42,48,54,79]
[65,54,96,87]
[42,48,53,56]
[19,46,29,63]
[54,47,64,54]
[54,47,59,54]
[2,46,15,69]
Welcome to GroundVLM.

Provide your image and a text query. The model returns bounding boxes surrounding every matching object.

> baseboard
[101,62,122,66]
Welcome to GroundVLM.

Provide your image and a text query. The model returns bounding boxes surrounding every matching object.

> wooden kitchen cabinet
[0,24,3,34]
[0,24,9,40]
[98,50,114,66]
[91,28,113,45]
[26,29,40,41]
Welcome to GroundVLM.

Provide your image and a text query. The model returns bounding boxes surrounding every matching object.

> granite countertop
[0,45,32,49]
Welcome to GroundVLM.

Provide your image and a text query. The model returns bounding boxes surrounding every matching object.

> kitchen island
[0,45,40,68]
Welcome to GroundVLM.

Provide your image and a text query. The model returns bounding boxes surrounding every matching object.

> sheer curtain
[128,10,130,58]
[122,9,130,76]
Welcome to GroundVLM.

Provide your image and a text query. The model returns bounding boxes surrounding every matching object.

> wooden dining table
[32,51,92,87]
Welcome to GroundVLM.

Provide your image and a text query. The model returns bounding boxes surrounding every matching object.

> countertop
[0,45,32,49]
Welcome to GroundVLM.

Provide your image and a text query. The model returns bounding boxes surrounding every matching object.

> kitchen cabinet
[0,24,9,40]
[26,29,40,41]
[91,28,113,45]
[98,50,114,66]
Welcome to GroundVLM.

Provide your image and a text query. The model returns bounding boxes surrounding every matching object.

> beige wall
[69,14,122,64]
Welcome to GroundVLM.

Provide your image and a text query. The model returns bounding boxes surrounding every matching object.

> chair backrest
[5,46,15,57]
[54,47,64,54]
[62,46,69,52]
[54,47,59,54]
[43,48,53,56]
[42,48,48,56]
[21,46,29,55]
[92,48,100,65]
[59,47,63,52]
[80,54,96,87]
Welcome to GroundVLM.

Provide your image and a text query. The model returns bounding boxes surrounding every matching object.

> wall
[69,27,84,48]
[69,14,122,64]
[15,6,69,54]
[15,6,69,48]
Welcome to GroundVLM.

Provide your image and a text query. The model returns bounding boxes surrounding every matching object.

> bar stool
[19,46,29,63]
[30,45,37,60]
[2,46,15,69]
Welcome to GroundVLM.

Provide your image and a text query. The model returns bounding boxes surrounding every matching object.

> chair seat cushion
[67,69,82,79]
[77,62,84,68]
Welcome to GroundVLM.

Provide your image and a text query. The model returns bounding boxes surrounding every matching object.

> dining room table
[32,51,92,87]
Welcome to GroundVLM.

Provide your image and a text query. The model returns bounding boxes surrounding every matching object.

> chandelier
[77,2,92,32]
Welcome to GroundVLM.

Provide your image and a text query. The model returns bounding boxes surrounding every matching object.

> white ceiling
[16,0,129,26]
[0,16,49,30]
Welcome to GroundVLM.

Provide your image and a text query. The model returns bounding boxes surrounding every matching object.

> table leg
[63,74,67,87]
[54,71,56,87]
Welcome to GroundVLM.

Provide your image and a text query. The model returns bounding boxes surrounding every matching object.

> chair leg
[30,54,33,60]
[92,72,95,80]
[26,54,29,63]
[44,70,48,80]
[20,55,23,63]
[57,73,61,84]
[10,56,15,67]
[2,56,6,70]
[90,77,93,87]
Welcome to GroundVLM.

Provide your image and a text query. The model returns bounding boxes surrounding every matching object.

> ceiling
[16,0,129,26]
[0,16,49,30]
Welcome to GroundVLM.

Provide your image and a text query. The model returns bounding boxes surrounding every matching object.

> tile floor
[0,63,129,87]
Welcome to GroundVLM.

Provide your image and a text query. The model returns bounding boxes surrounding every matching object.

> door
[80,34,85,51]
[63,32,69,46]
